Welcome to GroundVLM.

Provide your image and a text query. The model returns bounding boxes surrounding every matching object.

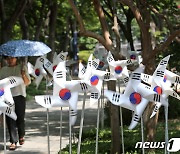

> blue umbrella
[0,40,51,57]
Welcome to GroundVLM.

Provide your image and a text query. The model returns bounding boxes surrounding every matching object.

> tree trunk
[107,80,121,154]
[48,1,57,61]
[19,13,29,39]
[0,0,28,43]
[34,1,47,40]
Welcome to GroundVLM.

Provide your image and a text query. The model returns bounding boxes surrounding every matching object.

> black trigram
[39,57,44,63]
[44,96,51,104]
[153,94,160,102]
[5,101,13,107]
[91,93,99,99]
[175,76,180,84]
[9,78,16,84]
[80,83,88,91]
[159,60,168,66]
[172,92,178,98]
[112,93,120,102]
[127,59,133,65]
[70,110,77,117]
[104,72,111,80]
[123,77,129,84]
[153,105,159,113]
[88,60,91,67]
[107,56,114,63]
[144,85,151,90]
[44,61,52,68]
[142,74,150,82]
[55,71,63,78]
[156,70,164,77]
[81,67,86,75]
[133,114,139,122]
[132,73,141,80]
[92,61,98,68]
[59,54,65,61]
[5,107,12,115]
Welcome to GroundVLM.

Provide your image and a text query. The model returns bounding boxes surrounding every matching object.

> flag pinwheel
[140,55,180,118]
[78,54,112,105]
[106,51,136,84]
[52,51,68,71]
[35,60,93,125]
[127,50,142,64]
[104,65,160,129]
[93,43,109,70]
[29,56,54,88]
[0,76,24,120]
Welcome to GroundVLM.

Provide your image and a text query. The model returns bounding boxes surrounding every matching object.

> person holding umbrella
[0,56,31,150]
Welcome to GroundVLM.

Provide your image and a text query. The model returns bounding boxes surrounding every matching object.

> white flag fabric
[106,51,136,84]
[53,61,93,125]
[128,50,142,64]
[78,54,110,105]
[0,76,24,105]
[52,51,68,72]
[0,76,23,120]
[165,69,180,84]
[140,55,180,118]
[0,103,17,120]
[93,43,109,70]
[104,65,157,129]
[34,94,77,126]
[78,54,100,80]
[30,56,47,88]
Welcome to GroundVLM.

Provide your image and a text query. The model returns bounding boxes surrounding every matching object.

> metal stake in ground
[118,80,125,154]
[45,77,50,154]
[3,113,6,154]
[77,92,86,154]
[95,98,100,154]
[141,117,145,154]
[59,107,63,154]
[164,106,169,154]
[69,107,72,154]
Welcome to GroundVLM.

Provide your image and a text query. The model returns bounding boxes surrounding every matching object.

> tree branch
[118,0,146,34]
[92,0,112,45]
[68,0,85,32]
[7,0,28,30]
[0,0,6,23]
[144,30,180,64]
[68,0,113,51]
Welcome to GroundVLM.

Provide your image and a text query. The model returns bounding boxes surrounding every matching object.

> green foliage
[159,96,180,120]
[60,119,180,154]
[26,80,46,100]
[79,37,97,50]
[78,50,94,64]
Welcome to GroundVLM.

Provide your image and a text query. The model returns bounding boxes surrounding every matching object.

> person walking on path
[0,56,31,150]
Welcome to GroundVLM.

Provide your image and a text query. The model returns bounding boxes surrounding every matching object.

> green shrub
[60,119,180,154]
[78,50,94,64]
[26,79,47,100]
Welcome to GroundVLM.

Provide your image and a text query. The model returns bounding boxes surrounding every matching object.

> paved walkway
[0,94,99,154]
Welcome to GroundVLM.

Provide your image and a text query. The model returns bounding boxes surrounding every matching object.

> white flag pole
[164,106,169,154]
[45,77,50,154]
[95,98,100,154]
[77,92,86,154]
[46,108,50,154]
[59,107,63,154]
[119,107,125,154]
[69,107,72,154]
[100,81,105,129]
[3,113,6,154]
[118,80,125,154]
[141,117,145,154]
